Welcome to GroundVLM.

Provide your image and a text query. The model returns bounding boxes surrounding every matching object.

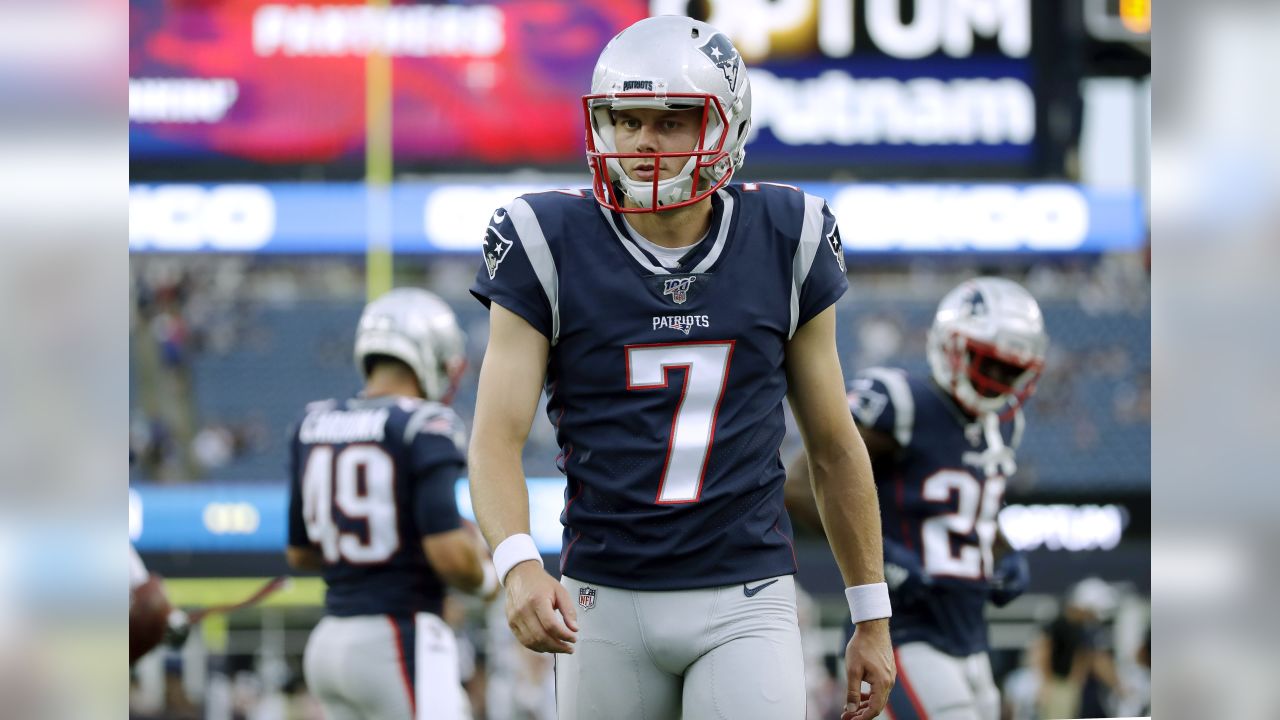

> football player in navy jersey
[468,15,894,720]
[286,288,498,720]
[786,277,1048,720]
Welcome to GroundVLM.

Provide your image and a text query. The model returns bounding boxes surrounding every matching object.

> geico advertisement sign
[131,185,275,251]
[833,185,1090,251]
[427,184,1094,253]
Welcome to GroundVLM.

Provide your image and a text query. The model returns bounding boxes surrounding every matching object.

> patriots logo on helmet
[578,586,597,611]
[482,226,513,280]
[963,287,988,317]
[698,33,740,92]
[826,223,846,272]
[663,276,696,304]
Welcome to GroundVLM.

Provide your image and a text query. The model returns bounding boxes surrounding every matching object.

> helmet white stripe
[862,367,914,447]
[788,193,828,339]
[509,198,561,344]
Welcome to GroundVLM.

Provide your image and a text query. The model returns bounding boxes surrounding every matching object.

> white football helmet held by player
[353,288,467,403]
[926,277,1048,417]
[583,15,752,212]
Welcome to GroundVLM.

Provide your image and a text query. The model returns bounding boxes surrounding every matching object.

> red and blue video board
[131,0,1056,173]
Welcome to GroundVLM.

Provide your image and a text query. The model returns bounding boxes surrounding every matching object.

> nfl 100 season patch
[645,273,707,306]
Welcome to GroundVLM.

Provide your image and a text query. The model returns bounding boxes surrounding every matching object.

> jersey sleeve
[795,200,849,328]
[285,424,309,547]
[403,404,468,537]
[469,201,555,339]
[848,367,915,447]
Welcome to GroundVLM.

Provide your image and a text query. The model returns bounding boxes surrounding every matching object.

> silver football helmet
[584,15,752,212]
[926,277,1048,417]
[353,288,467,403]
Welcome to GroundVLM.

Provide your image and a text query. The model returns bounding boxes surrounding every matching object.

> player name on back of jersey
[299,408,389,444]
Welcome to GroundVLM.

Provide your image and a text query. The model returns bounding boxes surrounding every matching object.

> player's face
[612,108,702,183]
[972,355,1028,398]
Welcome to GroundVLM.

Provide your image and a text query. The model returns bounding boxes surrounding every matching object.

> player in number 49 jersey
[286,288,497,720]
[787,277,1049,720]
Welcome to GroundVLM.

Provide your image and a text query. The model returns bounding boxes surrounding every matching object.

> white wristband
[845,582,893,624]
[493,533,541,586]
[475,561,499,597]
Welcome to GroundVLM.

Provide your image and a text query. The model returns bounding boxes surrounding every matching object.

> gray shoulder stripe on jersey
[403,401,445,444]
[597,203,669,275]
[688,189,736,274]
[1011,408,1025,450]
[788,193,828,339]
[510,198,561,344]
[861,367,914,447]
[403,402,467,453]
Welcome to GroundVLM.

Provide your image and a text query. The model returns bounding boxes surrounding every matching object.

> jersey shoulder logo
[663,276,696,304]
[698,33,741,92]
[848,378,888,426]
[483,225,513,280]
[826,222,846,272]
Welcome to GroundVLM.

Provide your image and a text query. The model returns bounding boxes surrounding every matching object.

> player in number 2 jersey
[469,16,893,720]
[286,289,497,720]
[787,277,1049,720]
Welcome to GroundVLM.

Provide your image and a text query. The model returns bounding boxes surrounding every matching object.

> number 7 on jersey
[625,341,735,504]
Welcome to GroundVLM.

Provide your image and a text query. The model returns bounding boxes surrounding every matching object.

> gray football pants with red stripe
[303,613,470,720]
[876,641,999,720]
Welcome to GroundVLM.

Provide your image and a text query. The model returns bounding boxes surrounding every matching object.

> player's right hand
[504,561,579,654]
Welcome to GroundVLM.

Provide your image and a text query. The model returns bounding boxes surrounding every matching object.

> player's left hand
[988,550,1030,607]
[841,618,895,720]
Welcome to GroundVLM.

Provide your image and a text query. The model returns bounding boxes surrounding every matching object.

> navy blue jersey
[850,367,1023,657]
[471,183,848,590]
[286,395,468,617]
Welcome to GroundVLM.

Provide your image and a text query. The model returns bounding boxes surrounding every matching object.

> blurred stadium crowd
[130,256,1150,493]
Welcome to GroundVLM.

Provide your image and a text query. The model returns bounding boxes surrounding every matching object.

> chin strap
[615,156,697,208]
[979,411,1018,478]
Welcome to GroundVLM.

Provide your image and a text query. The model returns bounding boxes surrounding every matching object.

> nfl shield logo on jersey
[663,277,695,304]
[578,586,597,611]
